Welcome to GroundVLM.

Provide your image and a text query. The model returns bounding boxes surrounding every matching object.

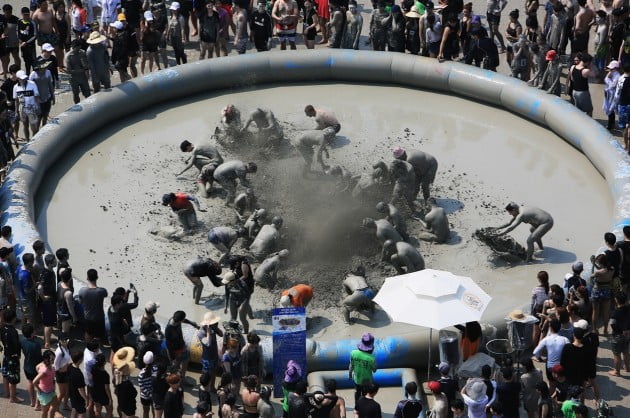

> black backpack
[401,399,423,418]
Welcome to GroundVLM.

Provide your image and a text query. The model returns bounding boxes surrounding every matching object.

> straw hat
[86,31,107,44]
[201,311,221,326]
[405,5,422,18]
[112,347,136,372]
[508,309,526,321]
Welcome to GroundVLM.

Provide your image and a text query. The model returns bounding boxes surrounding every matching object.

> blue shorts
[618,104,630,128]
[201,359,218,374]
[591,287,612,301]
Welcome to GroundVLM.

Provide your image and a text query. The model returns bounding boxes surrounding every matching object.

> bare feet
[10,396,24,403]
[608,370,621,377]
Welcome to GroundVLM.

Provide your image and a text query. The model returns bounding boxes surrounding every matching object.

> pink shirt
[36,364,55,393]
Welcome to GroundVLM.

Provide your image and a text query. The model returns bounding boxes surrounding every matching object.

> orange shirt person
[280,284,313,308]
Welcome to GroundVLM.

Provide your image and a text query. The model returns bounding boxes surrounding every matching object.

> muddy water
[35,83,612,339]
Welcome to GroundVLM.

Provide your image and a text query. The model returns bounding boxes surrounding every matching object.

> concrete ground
[0,0,628,416]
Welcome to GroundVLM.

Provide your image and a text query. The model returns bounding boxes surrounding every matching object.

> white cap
[144,10,154,19]
[280,294,291,307]
[42,43,54,52]
[170,1,181,9]
[143,351,154,365]
[16,70,28,80]
[110,21,124,30]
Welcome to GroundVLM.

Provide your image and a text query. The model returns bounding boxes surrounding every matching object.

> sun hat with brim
[357,332,374,351]
[201,312,221,326]
[16,70,28,80]
[284,360,302,383]
[86,31,107,44]
[508,309,526,321]
[405,6,422,18]
[607,60,620,70]
[118,12,126,21]
[221,272,236,284]
[112,347,136,371]
[468,380,487,401]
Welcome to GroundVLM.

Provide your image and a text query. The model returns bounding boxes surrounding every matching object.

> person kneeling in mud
[249,216,283,261]
[495,202,554,262]
[342,264,375,324]
[253,249,289,288]
[234,188,258,221]
[417,198,450,243]
[382,239,425,274]
[161,192,204,233]
[241,107,284,144]
[296,127,337,177]
[243,208,268,245]
[184,256,223,304]
[375,201,408,241]
[221,104,242,137]
[328,165,360,194]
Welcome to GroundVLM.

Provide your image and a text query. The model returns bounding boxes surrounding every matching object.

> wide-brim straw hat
[112,347,136,372]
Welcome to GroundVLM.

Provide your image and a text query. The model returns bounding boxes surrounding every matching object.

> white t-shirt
[462,394,489,418]
[13,80,40,108]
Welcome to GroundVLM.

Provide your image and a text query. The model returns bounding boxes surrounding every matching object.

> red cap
[427,381,442,393]
[546,50,558,61]
[551,364,564,375]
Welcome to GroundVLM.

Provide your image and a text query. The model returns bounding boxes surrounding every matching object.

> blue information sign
[272,307,307,398]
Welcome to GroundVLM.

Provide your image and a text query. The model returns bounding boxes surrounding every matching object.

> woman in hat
[604,60,621,130]
[404,5,420,55]
[113,347,138,418]
[460,379,489,418]
[198,311,223,391]
[85,31,111,93]
[53,333,72,411]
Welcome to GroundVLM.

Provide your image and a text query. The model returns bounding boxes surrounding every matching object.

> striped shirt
[138,367,153,400]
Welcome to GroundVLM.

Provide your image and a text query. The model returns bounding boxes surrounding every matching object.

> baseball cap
[145,301,160,312]
[143,351,154,365]
[110,21,124,30]
[607,60,620,70]
[170,1,181,9]
[438,362,450,374]
[42,43,54,52]
[118,12,126,21]
[16,70,28,80]
[572,261,584,272]
[573,319,589,330]
[545,49,557,61]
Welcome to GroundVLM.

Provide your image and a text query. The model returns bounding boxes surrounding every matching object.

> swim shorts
[618,104,630,128]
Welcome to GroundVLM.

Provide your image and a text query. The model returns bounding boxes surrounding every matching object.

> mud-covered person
[253,249,289,288]
[241,107,284,144]
[249,216,283,261]
[382,239,425,274]
[161,191,204,233]
[375,201,407,241]
[213,160,258,205]
[208,226,247,265]
[295,127,336,176]
[417,198,450,244]
[178,139,224,177]
[183,256,222,304]
[362,217,403,245]
[495,202,554,262]
[304,104,341,133]
[342,264,375,325]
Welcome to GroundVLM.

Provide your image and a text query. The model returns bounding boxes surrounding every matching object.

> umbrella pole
[427,328,432,382]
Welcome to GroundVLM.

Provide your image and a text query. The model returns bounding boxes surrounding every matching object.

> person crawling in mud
[161,192,205,233]
[362,217,403,245]
[177,139,224,177]
[382,239,425,274]
[495,202,554,262]
[304,104,341,133]
[249,215,283,260]
[295,127,337,176]
[342,263,375,324]
[240,107,284,142]
[253,249,289,288]
[234,188,258,220]
[416,198,450,243]
[328,165,360,194]
[376,201,408,241]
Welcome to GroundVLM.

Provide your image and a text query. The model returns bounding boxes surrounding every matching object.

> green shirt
[350,349,376,385]
[561,400,589,418]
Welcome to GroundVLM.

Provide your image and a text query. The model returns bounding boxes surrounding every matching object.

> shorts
[278,31,296,43]
[617,104,630,128]
[19,105,40,125]
[91,391,109,406]
[429,41,440,55]
[487,12,500,26]
[25,368,37,381]
[37,390,56,406]
[2,357,20,384]
[71,397,86,414]
[201,358,218,374]
[4,46,17,56]
[611,335,629,355]
[55,370,69,384]
[85,318,108,341]
[571,31,589,54]
[545,367,556,382]
[236,39,247,54]
[37,32,58,47]
[170,346,189,362]
[40,300,57,326]
[140,397,153,407]
[142,44,159,53]
[305,27,316,41]
[591,287,612,300]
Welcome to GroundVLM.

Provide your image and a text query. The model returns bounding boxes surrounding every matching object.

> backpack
[401,399,423,418]
[228,278,249,305]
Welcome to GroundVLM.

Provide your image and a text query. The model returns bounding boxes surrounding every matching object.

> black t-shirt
[251,11,272,39]
[152,376,169,407]
[115,380,138,414]
[0,78,16,110]
[199,12,220,43]
[288,394,309,418]
[0,16,6,48]
[108,307,130,337]
[355,396,382,418]
[496,381,520,418]
[560,343,589,385]
[69,365,86,404]
[611,304,630,336]
[437,376,458,402]
[122,0,143,25]
[554,379,570,402]
[0,324,20,357]
[605,248,623,278]
[617,241,630,281]
[17,19,35,44]
[39,269,57,298]
[91,368,111,404]
[163,388,184,417]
